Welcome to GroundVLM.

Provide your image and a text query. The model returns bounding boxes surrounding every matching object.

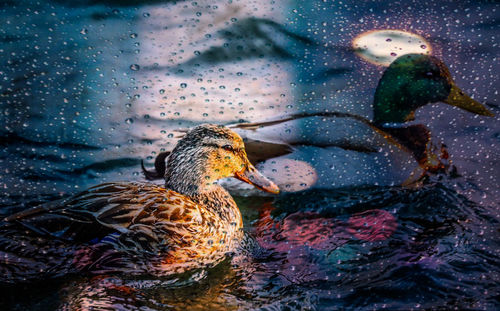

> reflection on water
[0,0,499,310]
[2,184,498,310]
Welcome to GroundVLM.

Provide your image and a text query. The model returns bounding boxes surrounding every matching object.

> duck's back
[230,115,420,192]
[0,182,240,283]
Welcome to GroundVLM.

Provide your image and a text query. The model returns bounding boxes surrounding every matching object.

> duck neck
[165,165,240,224]
[164,162,240,224]
[378,124,431,165]
[164,163,216,197]
[190,187,240,223]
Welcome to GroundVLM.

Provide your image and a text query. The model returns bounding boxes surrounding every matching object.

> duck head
[373,54,494,125]
[164,124,279,196]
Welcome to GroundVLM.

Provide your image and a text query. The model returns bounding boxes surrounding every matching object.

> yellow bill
[444,84,494,117]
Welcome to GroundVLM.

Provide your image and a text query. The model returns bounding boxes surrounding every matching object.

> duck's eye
[222,144,234,151]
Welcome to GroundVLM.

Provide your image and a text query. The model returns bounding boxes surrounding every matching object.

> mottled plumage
[1,124,278,283]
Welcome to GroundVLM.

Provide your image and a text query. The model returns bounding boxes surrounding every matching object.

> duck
[0,124,279,284]
[231,54,494,191]
[143,54,494,192]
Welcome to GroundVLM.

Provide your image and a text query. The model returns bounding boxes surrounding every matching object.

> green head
[373,54,493,125]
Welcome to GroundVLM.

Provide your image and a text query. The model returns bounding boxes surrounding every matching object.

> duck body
[227,114,420,193]
[1,183,242,282]
[1,124,278,283]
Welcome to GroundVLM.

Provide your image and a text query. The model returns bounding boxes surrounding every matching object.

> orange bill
[234,164,279,194]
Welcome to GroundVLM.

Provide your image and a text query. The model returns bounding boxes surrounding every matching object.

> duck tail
[141,151,170,180]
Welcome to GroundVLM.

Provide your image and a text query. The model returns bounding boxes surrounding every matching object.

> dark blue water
[1,0,499,310]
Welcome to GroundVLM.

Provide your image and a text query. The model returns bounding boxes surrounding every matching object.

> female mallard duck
[144,54,494,192]
[0,124,278,283]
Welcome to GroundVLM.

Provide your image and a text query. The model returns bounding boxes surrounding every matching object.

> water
[1,0,499,310]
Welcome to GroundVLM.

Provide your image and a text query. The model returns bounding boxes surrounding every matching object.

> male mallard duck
[0,124,278,283]
[220,54,494,191]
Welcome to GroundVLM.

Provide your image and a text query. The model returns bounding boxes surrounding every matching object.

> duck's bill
[235,164,279,194]
[444,84,494,117]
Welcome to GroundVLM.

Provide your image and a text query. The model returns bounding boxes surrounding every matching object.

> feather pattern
[0,124,278,283]
[1,182,243,280]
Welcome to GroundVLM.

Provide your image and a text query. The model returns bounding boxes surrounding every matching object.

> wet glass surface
[0,0,499,310]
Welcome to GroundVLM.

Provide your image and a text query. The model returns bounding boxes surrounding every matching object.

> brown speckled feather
[1,124,275,283]
[3,182,243,277]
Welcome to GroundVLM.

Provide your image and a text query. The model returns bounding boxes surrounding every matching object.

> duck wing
[4,182,203,249]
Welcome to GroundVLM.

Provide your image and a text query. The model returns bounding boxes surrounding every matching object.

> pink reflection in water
[252,205,398,284]
[255,206,398,252]
[347,209,398,242]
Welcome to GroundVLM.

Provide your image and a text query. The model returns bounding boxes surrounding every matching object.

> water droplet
[80,28,88,35]
[159,89,165,94]
[125,118,133,124]
[130,64,140,71]
[143,12,150,18]
[385,38,392,42]
[180,83,187,88]
[420,44,427,49]
[390,52,397,57]
[130,33,138,38]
